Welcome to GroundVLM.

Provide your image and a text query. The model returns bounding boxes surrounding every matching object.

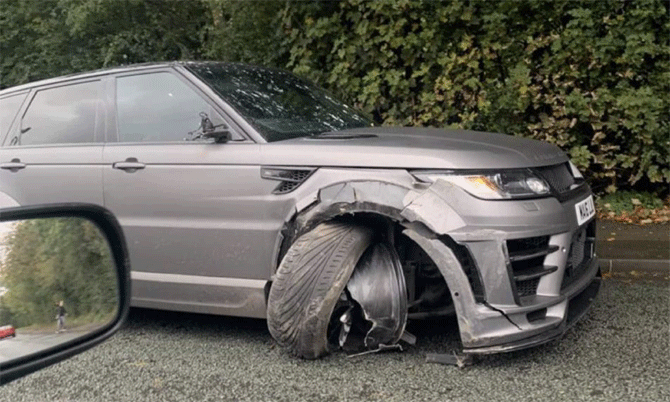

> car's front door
[0,80,105,209]
[102,70,279,318]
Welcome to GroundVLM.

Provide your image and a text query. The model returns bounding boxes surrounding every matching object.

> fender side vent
[261,167,316,194]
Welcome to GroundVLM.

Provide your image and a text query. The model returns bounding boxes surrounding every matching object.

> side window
[16,81,100,146]
[116,73,224,143]
[0,93,27,142]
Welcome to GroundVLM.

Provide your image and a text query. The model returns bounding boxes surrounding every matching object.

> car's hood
[260,127,568,170]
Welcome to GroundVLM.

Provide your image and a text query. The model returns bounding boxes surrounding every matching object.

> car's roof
[0,61,173,96]
[0,61,244,97]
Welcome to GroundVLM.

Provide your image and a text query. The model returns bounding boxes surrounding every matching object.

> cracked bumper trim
[463,267,601,354]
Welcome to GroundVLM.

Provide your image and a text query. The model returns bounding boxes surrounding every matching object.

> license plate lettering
[575,195,595,225]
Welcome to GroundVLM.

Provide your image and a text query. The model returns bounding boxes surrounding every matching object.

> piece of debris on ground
[426,352,476,368]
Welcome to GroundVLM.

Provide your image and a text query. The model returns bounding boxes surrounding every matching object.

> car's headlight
[412,169,551,200]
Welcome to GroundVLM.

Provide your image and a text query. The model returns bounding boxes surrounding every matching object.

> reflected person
[56,300,67,333]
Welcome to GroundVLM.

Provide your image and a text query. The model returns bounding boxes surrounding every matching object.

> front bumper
[403,182,600,354]
[462,258,600,354]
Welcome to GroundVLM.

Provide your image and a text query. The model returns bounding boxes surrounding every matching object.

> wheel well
[278,212,455,320]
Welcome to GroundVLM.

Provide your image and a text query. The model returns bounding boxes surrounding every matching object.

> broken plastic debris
[400,330,417,345]
[426,352,475,368]
[346,344,403,358]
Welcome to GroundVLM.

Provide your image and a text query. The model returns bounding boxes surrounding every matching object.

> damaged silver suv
[0,62,599,358]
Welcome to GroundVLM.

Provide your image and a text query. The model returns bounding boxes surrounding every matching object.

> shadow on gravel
[124,308,269,338]
[121,306,580,365]
[125,307,466,358]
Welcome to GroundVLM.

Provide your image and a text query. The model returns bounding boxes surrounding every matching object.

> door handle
[113,158,145,172]
[0,158,26,172]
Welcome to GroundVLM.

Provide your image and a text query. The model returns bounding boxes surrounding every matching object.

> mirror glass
[0,217,119,363]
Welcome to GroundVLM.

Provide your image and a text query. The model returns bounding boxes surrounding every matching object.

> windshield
[187,63,371,142]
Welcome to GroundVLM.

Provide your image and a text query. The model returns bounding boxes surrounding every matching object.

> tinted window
[17,81,100,146]
[188,63,370,142]
[116,73,222,142]
[0,93,27,140]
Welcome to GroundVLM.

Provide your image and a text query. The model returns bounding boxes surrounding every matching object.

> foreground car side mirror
[0,204,130,385]
[202,129,232,143]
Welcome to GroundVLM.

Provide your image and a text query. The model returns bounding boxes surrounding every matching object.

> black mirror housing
[0,204,131,385]
[203,130,232,143]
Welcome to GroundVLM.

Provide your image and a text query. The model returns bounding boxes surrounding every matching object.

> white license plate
[575,195,595,225]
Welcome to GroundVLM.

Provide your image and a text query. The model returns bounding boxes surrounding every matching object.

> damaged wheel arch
[267,178,485,358]
[274,179,467,268]
[288,179,468,240]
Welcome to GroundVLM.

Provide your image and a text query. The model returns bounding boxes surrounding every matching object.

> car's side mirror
[202,129,232,143]
[186,112,232,143]
[0,204,130,385]
[200,113,231,143]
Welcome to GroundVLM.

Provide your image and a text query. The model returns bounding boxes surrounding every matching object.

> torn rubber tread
[267,222,373,359]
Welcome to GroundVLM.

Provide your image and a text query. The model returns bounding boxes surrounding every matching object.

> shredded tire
[267,222,373,359]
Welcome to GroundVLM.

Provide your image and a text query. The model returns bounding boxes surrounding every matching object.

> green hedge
[1,0,667,195]
[0,0,208,87]
[277,0,669,194]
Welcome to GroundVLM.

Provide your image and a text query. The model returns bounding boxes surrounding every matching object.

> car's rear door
[102,68,276,318]
[0,79,105,208]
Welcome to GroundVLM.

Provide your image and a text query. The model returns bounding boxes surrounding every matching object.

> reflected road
[0,331,84,362]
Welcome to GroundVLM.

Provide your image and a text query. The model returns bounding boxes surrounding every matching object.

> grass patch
[597,191,670,224]
[17,310,117,334]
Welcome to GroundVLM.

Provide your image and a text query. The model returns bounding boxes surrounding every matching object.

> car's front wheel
[267,221,407,359]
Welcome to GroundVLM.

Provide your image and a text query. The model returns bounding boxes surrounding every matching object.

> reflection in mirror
[0,217,118,363]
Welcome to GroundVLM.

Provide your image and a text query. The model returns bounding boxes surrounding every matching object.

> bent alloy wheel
[267,222,408,359]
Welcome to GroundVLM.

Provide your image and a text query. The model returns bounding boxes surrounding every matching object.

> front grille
[507,236,549,254]
[506,235,559,300]
[516,278,540,297]
[536,163,575,193]
[561,221,596,290]
[570,230,586,268]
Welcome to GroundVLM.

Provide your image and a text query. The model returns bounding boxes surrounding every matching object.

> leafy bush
[1,0,667,196]
[278,0,669,195]
[0,0,208,88]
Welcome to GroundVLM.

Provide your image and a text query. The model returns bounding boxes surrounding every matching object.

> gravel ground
[2,279,668,402]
